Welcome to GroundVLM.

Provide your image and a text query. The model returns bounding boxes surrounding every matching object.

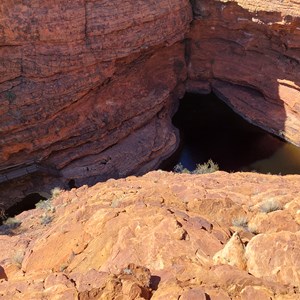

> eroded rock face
[188,0,300,145]
[1,0,300,208]
[0,0,192,169]
[0,171,300,299]
[0,0,192,205]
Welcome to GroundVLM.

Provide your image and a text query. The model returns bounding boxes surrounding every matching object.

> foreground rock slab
[2,0,300,210]
[0,171,300,299]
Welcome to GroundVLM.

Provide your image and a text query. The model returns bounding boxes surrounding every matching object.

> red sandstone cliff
[0,0,192,205]
[1,0,300,206]
[188,0,300,145]
[1,2,300,297]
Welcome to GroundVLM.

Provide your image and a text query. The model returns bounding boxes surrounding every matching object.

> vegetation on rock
[173,159,219,174]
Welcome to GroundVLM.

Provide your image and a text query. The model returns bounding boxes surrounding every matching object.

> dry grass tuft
[232,216,248,228]
[260,199,282,213]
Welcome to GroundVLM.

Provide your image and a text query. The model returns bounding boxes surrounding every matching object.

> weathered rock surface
[2,0,300,208]
[246,231,300,287]
[188,0,300,145]
[0,0,192,206]
[0,171,300,299]
[213,232,246,270]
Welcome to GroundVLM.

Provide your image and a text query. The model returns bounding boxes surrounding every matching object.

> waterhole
[163,93,300,174]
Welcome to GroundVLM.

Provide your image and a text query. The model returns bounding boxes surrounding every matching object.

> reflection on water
[247,143,300,174]
[165,93,300,174]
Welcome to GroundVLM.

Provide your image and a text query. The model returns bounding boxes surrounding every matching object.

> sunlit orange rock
[2,0,300,209]
[0,171,300,298]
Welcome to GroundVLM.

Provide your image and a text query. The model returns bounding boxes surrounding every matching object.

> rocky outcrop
[0,0,192,206]
[1,171,300,298]
[188,0,300,145]
[0,0,192,171]
[246,231,300,287]
[213,232,247,270]
[1,0,300,208]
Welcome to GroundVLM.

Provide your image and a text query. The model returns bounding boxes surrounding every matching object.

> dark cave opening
[5,193,46,219]
[68,179,76,189]
[162,93,300,174]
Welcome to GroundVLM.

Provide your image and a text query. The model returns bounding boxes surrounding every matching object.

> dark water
[163,93,300,174]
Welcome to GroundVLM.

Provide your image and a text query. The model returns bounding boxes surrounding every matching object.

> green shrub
[51,187,62,198]
[173,159,219,174]
[3,217,21,229]
[193,159,219,174]
[35,199,52,210]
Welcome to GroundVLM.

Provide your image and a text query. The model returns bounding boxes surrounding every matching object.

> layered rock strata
[1,171,300,299]
[0,0,192,169]
[1,0,300,207]
[0,0,192,206]
[188,0,300,145]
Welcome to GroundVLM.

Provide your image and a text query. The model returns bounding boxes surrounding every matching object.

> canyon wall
[1,0,300,207]
[188,0,300,145]
[0,0,192,207]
